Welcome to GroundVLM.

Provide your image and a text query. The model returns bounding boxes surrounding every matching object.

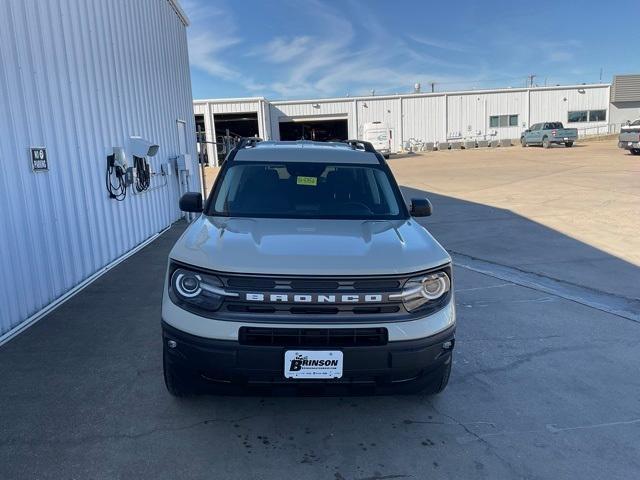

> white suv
[162,139,455,396]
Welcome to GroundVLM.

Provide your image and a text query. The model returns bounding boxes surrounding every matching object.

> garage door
[279,118,349,142]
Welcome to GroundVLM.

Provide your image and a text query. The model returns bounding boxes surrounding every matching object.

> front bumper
[162,320,455,389]
[161,292,456,342]
[618,141,640,150]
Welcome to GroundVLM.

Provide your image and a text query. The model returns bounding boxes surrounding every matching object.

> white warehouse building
[0,0,198,341]
[194,83,614,165]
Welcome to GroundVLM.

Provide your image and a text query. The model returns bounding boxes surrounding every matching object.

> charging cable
[134,155,151,192]
[105,154,127,201]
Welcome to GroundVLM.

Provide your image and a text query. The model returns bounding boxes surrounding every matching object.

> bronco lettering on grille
[244,293,386,304]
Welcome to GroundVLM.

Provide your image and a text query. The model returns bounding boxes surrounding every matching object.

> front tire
[394,356,452,395]
[163,350,200,397]
[520,137,527,147]
[565,141,574,147]
[426,357,452,395]
[631,148,640,155]
[542,136,550,148]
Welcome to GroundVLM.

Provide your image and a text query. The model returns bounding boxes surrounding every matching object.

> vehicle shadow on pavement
[1,190,640,480]
[400,185,640,302]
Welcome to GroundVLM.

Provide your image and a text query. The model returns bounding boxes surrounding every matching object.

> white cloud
[409,35,470,53]
[182,0,262,91]
[535,39,580,63]
[261,4,480,98]
[251,36,312,63]
[183,0,491,99]
[549,52,573,62]
[188,31,240,79]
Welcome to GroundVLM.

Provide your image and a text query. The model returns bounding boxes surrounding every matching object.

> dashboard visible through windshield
[208,162,408,220]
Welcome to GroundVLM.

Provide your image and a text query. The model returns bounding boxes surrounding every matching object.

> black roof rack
[237,137,263,149]
[344,139,385,163]
[344,139,376,153]
[224,137,263,163]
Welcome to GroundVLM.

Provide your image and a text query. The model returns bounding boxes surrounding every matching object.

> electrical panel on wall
[105,138,162,200]
[176,154,192,174]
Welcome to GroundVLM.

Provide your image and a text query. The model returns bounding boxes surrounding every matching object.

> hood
[170,216,450,276]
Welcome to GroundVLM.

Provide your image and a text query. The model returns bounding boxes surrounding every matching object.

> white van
[363,122,391,158]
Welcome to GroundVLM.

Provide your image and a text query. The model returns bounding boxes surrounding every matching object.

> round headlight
[393,270,451,312]
[169,267,228,313]
[174,272,202,298]
[421,274,449,300]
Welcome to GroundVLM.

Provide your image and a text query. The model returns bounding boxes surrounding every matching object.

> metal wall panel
[208,100,263,114]
[530,86,610,133]
[611,74,640,103]
[609,101,640,126]
[0,0,197,336]
[448,90,528,142]
[402,96,447,144]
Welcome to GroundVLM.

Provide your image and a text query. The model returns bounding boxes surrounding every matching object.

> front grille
[238,327,388,347]
[221,275,401,293]
[225,304,400,315]
[219,273,405,317]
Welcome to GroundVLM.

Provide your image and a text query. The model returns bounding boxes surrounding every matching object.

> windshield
[207,162,407,219]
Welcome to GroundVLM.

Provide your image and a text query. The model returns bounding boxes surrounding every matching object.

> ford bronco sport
[162,139,455,396]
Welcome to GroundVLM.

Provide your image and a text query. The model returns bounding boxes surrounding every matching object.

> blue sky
[183,0,640,100]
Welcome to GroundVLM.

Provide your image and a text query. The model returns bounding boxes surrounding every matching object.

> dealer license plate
[284,350,343,379]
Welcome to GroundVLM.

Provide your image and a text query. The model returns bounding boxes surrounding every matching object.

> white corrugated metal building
[0,0,198,341]
[609,74,640,125]
[195,84,612,165]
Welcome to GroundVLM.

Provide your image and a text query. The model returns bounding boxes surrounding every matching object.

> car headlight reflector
[175,272,202,298]
[170,267,229,312]
[395,271,451,312]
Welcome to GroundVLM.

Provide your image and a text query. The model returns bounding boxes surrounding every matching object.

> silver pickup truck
[521,122,578,148]
[618,120,640,155]
[161,139,455,396]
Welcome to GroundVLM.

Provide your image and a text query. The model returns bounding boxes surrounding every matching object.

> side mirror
[524,129,530,133]
[179,192,203,213]
[410,198,432,217]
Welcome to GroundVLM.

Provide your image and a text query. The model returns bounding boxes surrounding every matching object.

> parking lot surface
[1,141,639,479]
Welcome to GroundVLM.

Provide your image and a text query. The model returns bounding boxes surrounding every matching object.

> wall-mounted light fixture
[362,103,368,108]
[312,103,320,109]
[577,88,586,94]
